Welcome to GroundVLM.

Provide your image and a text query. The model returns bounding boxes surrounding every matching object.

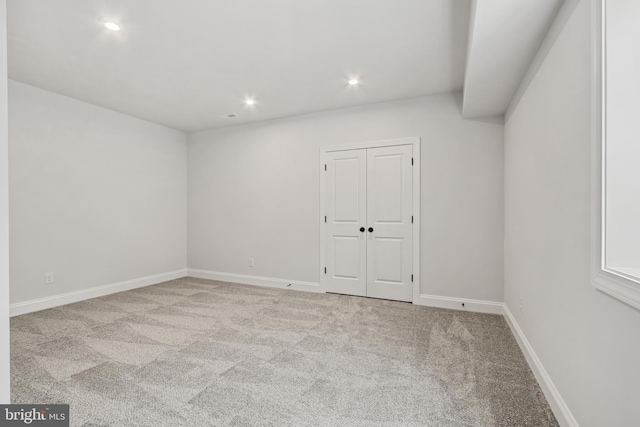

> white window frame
[591,0,640,310]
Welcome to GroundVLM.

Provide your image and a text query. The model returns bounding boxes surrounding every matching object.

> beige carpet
[10,277,558,426]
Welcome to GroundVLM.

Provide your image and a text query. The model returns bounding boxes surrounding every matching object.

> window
[593,0,640,309]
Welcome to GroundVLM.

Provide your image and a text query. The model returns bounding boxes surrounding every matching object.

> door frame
[319,137,421,303]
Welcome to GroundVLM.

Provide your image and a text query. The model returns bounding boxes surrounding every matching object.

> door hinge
[411,157,414,166]
[324,164,327,171]
[324,215,327,223]
[411,215,413,223]
[324,267,327,274]
[411,274,414,282]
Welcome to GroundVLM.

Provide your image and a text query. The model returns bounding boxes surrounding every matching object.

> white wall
[188,94,505,302]
[504,1,640,426]
[604,0,640,272]
[0,0,10,404]
[9,81,187,305]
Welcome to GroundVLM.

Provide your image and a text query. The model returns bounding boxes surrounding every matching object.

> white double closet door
[325,144,413,302]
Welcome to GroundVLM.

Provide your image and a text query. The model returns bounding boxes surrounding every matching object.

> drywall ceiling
[7,0,566,130]
[7,0,470,132]
[462,0,564,119]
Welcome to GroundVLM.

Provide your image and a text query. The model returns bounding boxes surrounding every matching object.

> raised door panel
[366,145,413,302]
[325,150,367,297]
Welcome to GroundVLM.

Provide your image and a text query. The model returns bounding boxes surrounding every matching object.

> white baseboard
[503,304,578,427]
[10,269,188,316]
[413,293,504,314]
[187,269,322,293]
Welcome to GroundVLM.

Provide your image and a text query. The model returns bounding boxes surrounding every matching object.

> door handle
[368,227,374,233]
[360,227,365,232]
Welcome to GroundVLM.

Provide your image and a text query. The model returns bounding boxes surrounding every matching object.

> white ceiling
[7,0,565,132]
[462,0,564,119]
[7,0,470,132]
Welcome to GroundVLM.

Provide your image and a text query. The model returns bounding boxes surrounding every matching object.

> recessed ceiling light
[221,114,238,119]
[100,18,121,31]
[245,99,256,106]
[104,22,121,31]
[348,79,359,86]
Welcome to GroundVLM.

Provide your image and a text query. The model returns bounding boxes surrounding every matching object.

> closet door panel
[366,145,413,302]
[325,150,367,297]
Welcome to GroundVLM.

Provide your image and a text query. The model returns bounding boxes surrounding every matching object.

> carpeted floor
[10,277,558,426]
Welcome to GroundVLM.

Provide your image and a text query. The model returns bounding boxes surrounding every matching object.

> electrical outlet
[519,297,524,311]
[45,273,54,285]
[248,258,254,268]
